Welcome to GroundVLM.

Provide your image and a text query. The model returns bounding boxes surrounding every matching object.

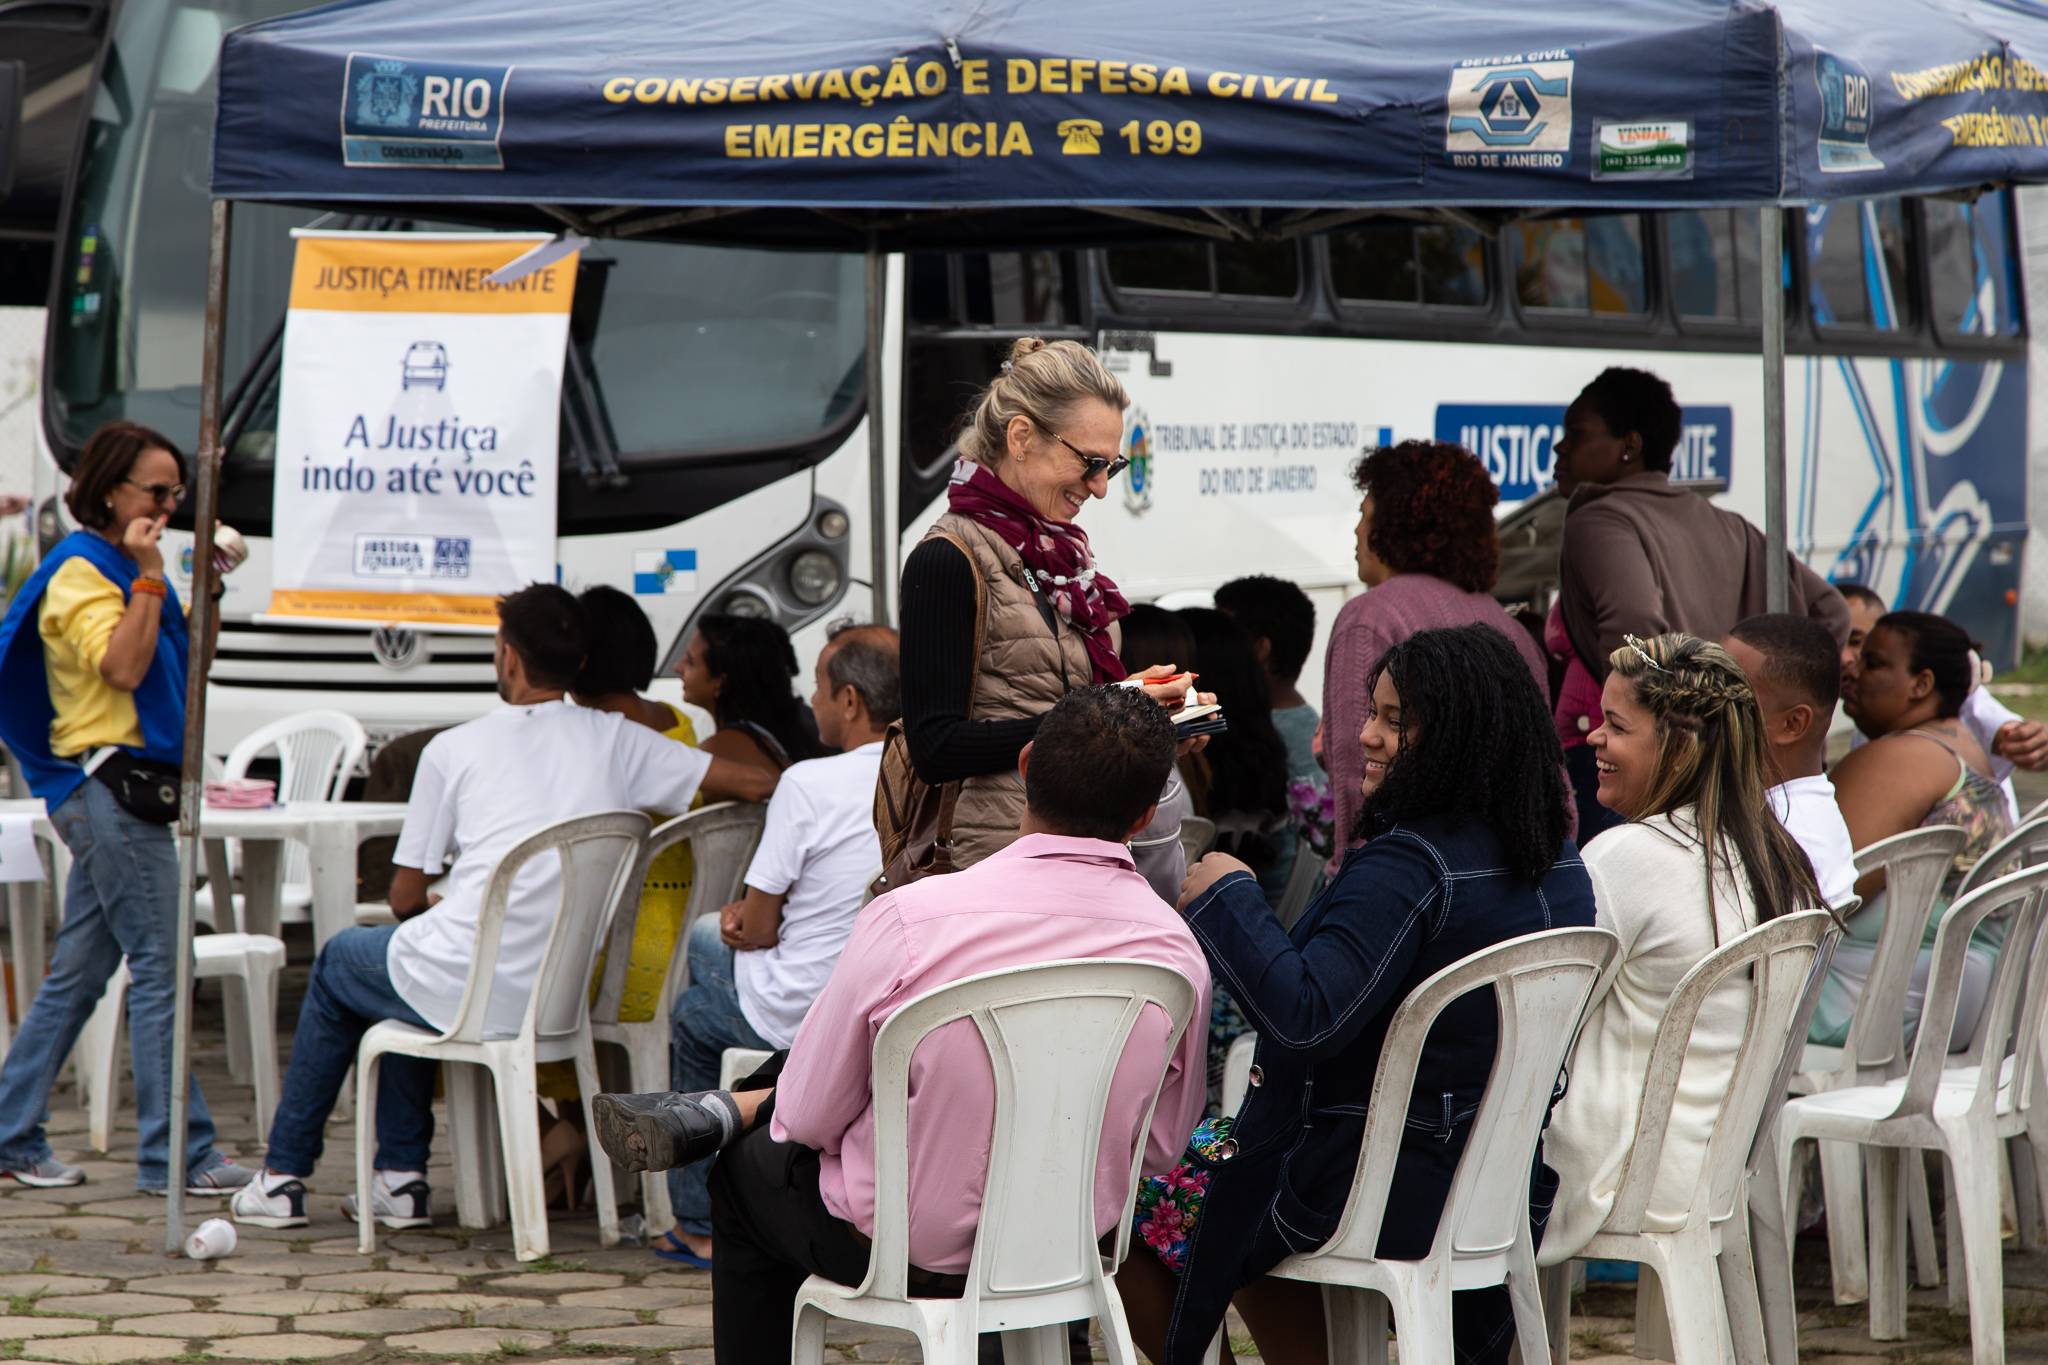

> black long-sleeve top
[898,537,1047,783]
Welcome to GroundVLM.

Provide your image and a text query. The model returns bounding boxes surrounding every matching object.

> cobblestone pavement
[24,968,2048,1363]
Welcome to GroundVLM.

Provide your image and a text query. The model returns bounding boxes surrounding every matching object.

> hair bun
[1008,336,1048,364]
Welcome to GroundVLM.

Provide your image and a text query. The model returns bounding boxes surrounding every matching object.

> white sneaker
[231,1174,310,1228]
[341,1178,433,1230]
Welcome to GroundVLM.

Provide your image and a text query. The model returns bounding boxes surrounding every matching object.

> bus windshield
[46,0,866,487]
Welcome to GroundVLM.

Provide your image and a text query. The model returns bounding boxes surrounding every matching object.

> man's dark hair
[1360,624,1572,885]
[497,584,589,690]
[65,420,187,531]
[1876,610,1974,719]
[1838,582,1888,614]
[1578,367,1683,473]
[823,620,902,726]
[1728,613,1841,713]
[572,585,659,696]
[1213,575,1317,683]
[1025,686,1178,842]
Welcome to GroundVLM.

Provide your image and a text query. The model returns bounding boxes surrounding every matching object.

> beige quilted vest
[923,511,1116,868]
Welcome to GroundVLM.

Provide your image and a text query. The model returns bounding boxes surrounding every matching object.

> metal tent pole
[1761,204,1788,613]
[864,238,891,628]
[167,198,231,1252]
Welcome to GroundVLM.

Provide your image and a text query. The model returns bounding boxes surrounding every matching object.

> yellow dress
[537,705,702,1100]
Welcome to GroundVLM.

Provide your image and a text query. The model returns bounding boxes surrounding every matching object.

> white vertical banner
[269,230,577,628]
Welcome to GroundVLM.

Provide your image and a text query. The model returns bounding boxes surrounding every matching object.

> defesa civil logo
[1446,52,1573,170]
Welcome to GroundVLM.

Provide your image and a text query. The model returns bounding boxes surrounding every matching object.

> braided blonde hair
[1608,632,1823,925]
[957,337,1128,469]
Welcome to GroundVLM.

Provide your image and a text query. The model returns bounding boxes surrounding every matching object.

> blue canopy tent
[170,0,2048,1294]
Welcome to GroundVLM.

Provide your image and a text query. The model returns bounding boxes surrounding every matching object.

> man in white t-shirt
[1724,614,1858,907]
[659,620,897,1264]
[233,584,777,1232]
[1839,582,2048,820]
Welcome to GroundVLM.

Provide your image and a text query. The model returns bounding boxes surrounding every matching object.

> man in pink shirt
[592,687,1211,1363]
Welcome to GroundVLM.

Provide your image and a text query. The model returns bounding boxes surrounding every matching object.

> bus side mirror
[0,61,22,203]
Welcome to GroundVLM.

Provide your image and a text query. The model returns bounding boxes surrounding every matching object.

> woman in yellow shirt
[0,421,254,1197]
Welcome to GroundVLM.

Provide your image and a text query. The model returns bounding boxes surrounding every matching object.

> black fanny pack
[90,750,183,825]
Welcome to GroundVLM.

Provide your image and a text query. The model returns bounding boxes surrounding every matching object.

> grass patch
[635,1309,656,1325]
[496,1338,533,1357]
[362,1292,399,1308]
[47,1226,76,1241]
[28,1255,51,1273]
[7,1290,45,1317]
[522,1256,585,1273]
[1576,1326,1623,1355]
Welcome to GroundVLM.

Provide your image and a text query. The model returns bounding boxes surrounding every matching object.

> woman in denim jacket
[1117,624,1596,1365]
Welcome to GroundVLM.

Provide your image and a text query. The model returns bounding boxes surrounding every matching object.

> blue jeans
[0,780,226,1190]
[669,915,772,1235]
[263,924,439,1177]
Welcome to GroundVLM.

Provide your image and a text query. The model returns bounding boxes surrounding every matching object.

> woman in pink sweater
[1322,440,1549,873]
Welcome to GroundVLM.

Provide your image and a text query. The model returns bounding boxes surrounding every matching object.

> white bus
[897,199,2028,704]
[32,0,2028,749]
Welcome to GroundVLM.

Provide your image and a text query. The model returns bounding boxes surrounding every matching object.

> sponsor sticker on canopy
[1593,119,1692,180]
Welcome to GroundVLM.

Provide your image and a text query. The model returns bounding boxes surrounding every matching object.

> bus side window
[1507,216,1647,316]
[1669,209,1761,322]
[1329,224,1485,307]
[1807,198,1911,332]
[1925,194,2022,340]
[1107,241,1300,299]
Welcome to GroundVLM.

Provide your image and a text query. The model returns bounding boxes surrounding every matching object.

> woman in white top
[1542,632,1824,1263]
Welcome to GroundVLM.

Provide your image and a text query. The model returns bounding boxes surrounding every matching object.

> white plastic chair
[1791,828,1964,1304]
[1777,867,2048,1365]
[588,801,766,1232]
[353,809,648,1261]
[198,709,367,926]
[791,958,1201,1365]
[1569,910,1834,1365]
[1257,927,1618,1365]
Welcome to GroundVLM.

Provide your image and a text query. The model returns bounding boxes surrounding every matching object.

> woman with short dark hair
[0,419,253,1195]
[675,613,826,773]
[1322,439,1550,873]
[1810,610,2013,1049]
[1118,624,1595,1365]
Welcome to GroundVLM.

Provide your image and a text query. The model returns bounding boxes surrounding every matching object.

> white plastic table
[0,798,410,1017]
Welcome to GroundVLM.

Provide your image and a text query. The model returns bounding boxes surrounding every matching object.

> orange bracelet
[130,577,167,599]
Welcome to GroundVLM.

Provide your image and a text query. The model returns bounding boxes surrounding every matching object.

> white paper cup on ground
[185,1217,235,1260]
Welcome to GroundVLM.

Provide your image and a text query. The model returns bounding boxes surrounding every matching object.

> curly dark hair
[1357,624,1573,885]
[1353,440,1501,594]
[696,614,829,764]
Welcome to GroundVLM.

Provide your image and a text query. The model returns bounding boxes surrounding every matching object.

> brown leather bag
[871,533,986,898]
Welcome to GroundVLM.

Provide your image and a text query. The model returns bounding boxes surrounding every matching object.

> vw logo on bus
[371,626,422,669]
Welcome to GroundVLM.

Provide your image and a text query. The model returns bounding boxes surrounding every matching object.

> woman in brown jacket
[898,337,1197,879]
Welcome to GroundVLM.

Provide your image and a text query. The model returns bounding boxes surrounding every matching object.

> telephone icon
[1057,119,1104,154]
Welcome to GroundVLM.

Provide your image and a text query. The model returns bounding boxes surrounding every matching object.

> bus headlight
[818,509,849,539]
[788,550,840,606]
[722,590,773,619]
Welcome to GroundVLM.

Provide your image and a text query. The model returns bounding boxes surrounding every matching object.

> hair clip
[1000,360,1014,373]
[1624,634,1671,673]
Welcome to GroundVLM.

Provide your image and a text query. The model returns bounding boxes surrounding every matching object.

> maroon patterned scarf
[947,463,1129,684]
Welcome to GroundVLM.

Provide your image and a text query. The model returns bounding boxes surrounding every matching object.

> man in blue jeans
[659,621,893,1265]
[232,584,776,1229]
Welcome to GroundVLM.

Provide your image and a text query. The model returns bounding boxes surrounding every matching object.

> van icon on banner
[1435,403,1733,502]
[343,54,510,169]
[1446,54,1573,168]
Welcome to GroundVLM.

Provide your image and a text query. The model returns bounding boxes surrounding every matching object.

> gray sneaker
[182,1162,258,1197]
[1,1157,83,1188]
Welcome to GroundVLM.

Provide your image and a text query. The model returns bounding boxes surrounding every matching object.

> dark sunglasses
[120,477,186,505]
[1037,421,1129,481]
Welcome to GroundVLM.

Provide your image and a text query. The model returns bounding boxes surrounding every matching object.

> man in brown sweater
[1555,367,1848,677]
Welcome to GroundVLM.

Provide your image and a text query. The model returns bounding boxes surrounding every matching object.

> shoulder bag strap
[1017,564,1071,695]
[929,533,987,872]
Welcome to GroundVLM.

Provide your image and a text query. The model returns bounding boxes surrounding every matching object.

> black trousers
[708,1125,1091,1365]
